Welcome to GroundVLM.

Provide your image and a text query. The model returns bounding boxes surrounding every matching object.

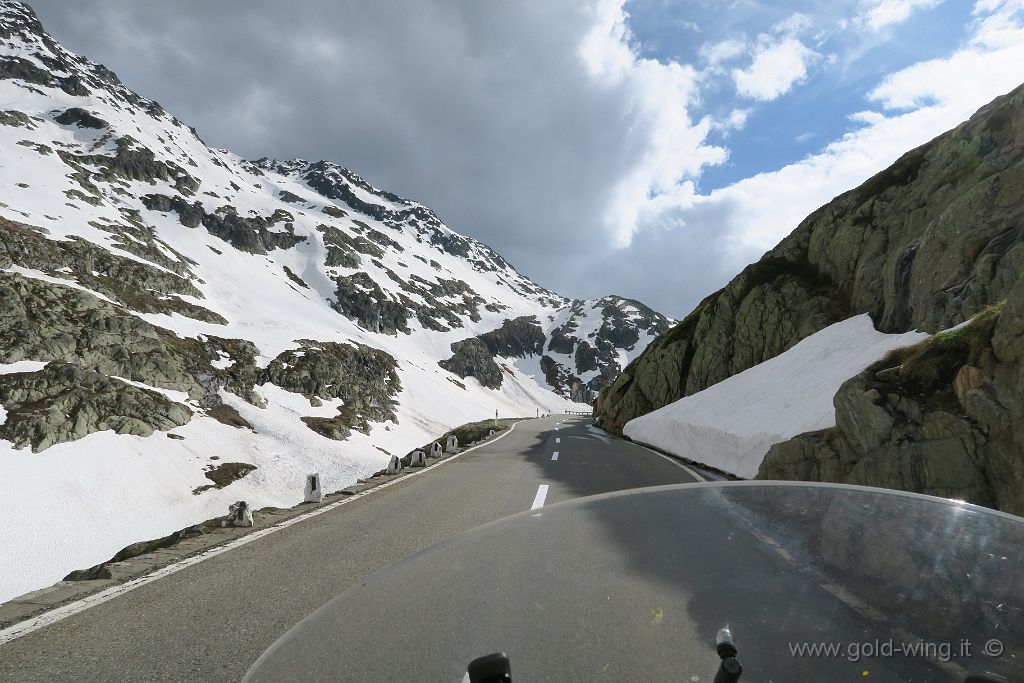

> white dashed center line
[556,437,561,443]
[531,484,549,509]
[551,451,559,461]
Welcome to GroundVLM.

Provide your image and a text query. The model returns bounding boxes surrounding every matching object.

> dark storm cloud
[27,0,723,316]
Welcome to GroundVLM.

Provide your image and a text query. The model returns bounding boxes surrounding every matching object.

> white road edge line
[531,484,549,509]
[0,420,528,647]
[551,451,559,461]
[638,444,705,482]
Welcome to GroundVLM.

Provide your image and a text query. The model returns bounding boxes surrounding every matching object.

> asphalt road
[0,416,697,682]
[244,484,986,683]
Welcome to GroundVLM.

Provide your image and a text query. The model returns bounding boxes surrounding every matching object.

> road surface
[0,415,697,682]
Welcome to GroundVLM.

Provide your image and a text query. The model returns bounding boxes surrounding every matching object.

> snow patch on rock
[623,315,929,478]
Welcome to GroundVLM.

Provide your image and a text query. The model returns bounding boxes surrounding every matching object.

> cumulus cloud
[700,37,747,66]
[732,37,817,101]
[714,108,752,133]
[857,0,943,31]
[970,0,1024,48]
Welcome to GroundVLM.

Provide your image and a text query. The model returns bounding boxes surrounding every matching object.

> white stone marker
[430,442,442,457]
[304,473,324,503]
[410,450,426,467]
[386,455,402,475]
[446,435,459,453]
[223,500,253,528]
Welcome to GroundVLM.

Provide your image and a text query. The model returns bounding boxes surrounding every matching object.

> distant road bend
[0,416,698,682]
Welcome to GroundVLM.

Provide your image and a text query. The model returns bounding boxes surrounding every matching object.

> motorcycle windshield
[245,482,1024,682]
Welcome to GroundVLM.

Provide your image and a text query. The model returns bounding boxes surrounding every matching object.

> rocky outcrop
[192,462,258,494]
[0,271,402,448]
[263,340,400,440]
[53,107,107,129]
[438,316,544,389]
[0,217,225,323]
[440,338,504,389]
[0,109,35,128]
[60,136,199,196]
[540,354,590,404]
[141,194,305,255]
[0,271,206,393]
[759,276,1024,515]
[331,272,410,334]
[478,316,545,357]
[0,363,192,451]
[597,83,1024,434]
[318,223,381,268]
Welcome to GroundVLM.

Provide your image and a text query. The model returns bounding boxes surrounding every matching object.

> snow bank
[623,315,928,478]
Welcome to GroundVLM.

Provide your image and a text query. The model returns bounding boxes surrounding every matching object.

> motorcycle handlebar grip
[714,656,742,683]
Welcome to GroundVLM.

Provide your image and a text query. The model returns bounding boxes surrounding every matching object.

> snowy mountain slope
[622,315,928,478]
[516,296,673,404]
[0,1,668,601]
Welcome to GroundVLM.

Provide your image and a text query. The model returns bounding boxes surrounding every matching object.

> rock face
[544,296,671,404]
[0,362,192,451]
[597,83,1024,434]
[269,340,401,440]
[440,337,504,389]
[439,300,672,403]
[759,282,1024,515]
[439,316,543,390]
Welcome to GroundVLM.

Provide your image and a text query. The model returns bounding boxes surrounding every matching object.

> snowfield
[623,315,929,478]
[0,1,615,603]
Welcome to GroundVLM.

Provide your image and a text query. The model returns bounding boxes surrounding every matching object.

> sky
[27,0,1024,317]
